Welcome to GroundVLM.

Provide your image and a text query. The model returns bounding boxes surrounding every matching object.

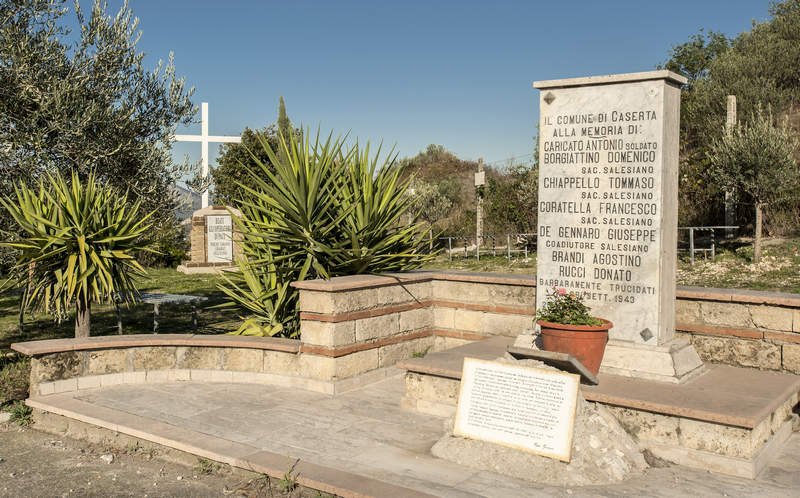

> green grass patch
[1,268,239,350]
[677,238,800,294]
[423,254,537,274]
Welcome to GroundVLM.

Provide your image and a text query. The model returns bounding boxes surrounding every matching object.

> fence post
[689,228,695,265]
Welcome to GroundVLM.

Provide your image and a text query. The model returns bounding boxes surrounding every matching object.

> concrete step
[398,337,800,479]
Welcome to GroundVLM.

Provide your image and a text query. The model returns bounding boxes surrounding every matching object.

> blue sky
[117,0,769,168]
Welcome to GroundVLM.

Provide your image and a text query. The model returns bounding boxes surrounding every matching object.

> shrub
[0,170,155,337]
[8,400,33,426]
[0,355,30,406]
[218,130,433,337]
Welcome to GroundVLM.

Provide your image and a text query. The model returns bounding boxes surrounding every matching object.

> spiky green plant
[218,129,433,337]
[0,171,154,337]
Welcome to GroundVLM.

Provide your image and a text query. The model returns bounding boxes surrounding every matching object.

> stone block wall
[675,288,800,374]
[295,273,800,378]
[14,273,800,399]
[12,335,335,396]
[294,272,537,381]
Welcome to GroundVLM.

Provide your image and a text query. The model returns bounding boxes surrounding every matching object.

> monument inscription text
[206,215,233,263]
[536,78,679,343]
[454,358,580,462]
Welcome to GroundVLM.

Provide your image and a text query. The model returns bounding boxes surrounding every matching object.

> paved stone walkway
[50,375,800,497]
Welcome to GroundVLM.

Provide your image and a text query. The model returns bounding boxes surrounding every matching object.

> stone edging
[291,271,536,292]
[11,334,300,357]
[37,369,328,396]
[292,271,800,308]
[299,328,490,358]
[299,300,533,324]
[677,286,800,307]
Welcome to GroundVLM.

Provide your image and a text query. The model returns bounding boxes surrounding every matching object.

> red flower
[556,287,567,295]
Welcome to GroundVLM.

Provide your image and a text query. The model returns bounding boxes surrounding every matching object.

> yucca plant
[0,171,154,337]
[340,142,434,273]
[218,129,432,337]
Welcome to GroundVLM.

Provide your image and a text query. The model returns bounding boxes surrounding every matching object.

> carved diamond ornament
[640,328,654,342]
[543,92,555,105]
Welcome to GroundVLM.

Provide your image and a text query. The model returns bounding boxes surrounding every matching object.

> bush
[0,170,155,337]
[218,130,433,337]
[0,355,30,406]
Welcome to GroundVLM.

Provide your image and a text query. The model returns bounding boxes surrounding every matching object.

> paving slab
[25,375,800,497]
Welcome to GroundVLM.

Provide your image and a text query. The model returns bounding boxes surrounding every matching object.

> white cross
[173,102,241,208]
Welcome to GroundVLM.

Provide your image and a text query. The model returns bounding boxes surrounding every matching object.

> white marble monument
[533,71,703,382]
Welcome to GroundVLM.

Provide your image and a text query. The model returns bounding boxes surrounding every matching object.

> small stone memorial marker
[177,206,241,274]
[453,357,580,462]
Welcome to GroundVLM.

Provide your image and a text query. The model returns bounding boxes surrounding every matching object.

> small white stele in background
[453,357,580,462]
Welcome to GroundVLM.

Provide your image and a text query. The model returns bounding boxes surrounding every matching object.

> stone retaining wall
[675,287,800,374]
[295,272,800,376]
[293,272,537,379]
[11,335,345,396]
[13,273,800,394]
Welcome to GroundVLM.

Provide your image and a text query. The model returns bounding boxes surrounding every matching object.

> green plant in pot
[535,287,612,376]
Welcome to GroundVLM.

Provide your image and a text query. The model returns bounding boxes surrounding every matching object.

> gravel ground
[0,423,324,498]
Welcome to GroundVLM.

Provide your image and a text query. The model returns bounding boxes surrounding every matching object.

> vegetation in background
[218,129,433,337]
[399,145,538,239]
[398,145,478,237]
[406,179,453,248]
[0,171,154,337]
[708,108,800,262]
[485,162,539,235]
[0,0,196,272]
[212,97,301,206]
[662,0,800,231]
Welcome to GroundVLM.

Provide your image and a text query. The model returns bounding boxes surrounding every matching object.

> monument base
[399,337,800,479]
[600,338,704,384]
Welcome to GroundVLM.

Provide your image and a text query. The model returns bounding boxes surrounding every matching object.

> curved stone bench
[10,334,334,396]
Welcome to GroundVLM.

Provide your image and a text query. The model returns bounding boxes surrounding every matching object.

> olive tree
[709,108,800,263]
[0,0,195,270]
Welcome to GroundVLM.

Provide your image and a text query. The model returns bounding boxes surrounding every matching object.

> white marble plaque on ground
[206,214,233,263]
[453,358,580,462]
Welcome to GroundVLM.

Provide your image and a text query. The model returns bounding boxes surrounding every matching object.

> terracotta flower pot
[536,319,613,376]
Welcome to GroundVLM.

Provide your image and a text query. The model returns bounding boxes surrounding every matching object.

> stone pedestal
[533,71,703,382]
[176,206,242,274]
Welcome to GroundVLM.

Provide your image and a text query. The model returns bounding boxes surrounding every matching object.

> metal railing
[678,226,738,264]
[438,227,740,265]
[438,234,536,261]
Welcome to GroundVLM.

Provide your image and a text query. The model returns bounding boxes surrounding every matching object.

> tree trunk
[754,202,763,264]
[75,300,91,338]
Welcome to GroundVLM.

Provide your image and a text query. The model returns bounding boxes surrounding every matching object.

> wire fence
[438,234,537,261]
[438,226,741,264]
